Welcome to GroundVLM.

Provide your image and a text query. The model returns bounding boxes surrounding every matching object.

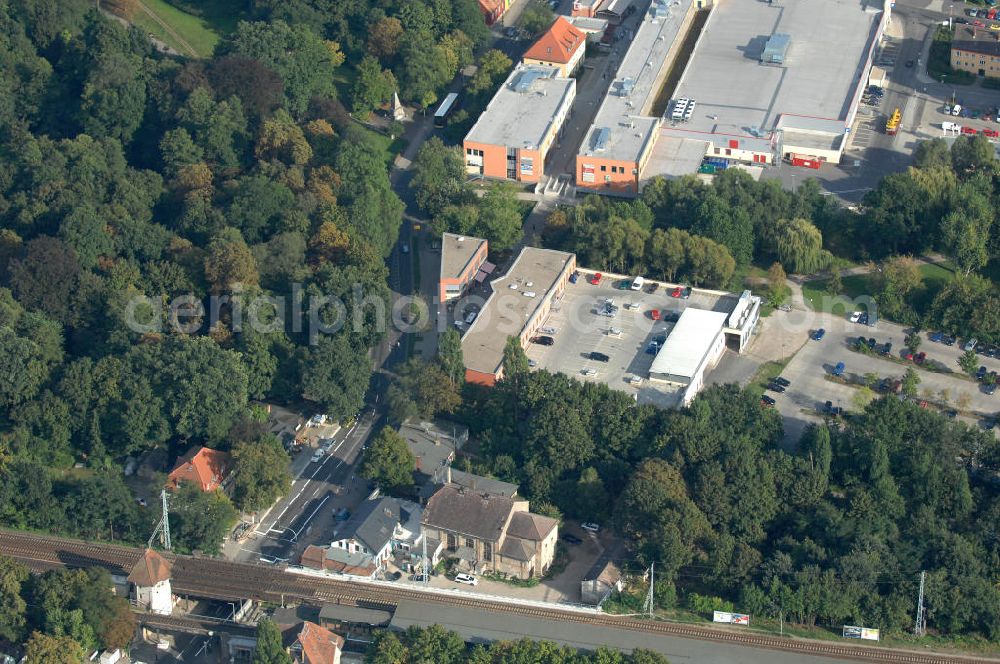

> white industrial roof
[649,308,727,379]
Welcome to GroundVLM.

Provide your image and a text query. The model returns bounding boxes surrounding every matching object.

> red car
[650,309,661,320]
[670,286,682,298]
[974,19,985,26]
[984,128,999,138]
[962,126,978,135]
[589,272,602,285]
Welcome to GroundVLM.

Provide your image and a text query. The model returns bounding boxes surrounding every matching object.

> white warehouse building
[648,309,729,406]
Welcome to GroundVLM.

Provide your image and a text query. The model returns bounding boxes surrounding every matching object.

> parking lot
[769,311,1000,446]
[524,272,738,408]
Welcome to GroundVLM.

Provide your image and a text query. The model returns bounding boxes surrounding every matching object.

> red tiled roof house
[167,446,231,492]
[522,16,587,78]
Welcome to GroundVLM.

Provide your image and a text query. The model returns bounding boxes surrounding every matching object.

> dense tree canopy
[459,368,1000,640]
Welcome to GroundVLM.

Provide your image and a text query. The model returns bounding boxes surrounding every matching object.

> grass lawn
[748,360,789,396]
[803,262,958,318]
[132,0,224,57]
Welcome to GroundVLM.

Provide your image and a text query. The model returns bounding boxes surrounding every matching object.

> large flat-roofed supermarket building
[577,0,891,195]
[651,0,891,177]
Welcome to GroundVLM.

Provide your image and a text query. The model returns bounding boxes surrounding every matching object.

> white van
[631,276,645,291]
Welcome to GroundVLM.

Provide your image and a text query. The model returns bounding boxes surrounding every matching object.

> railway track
[1,530,994,664]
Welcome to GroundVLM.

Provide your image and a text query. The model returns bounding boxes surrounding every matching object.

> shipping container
[790,154,821,169]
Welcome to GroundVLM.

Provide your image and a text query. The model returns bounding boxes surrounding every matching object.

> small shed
[581,560,623,605]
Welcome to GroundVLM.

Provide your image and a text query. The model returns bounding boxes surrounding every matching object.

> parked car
[976,365,988,380]
[880,342,892,355]
[503,26,519,38]
[411,573,430,582]
[616,279,631,290]
[943,335,956,346]
[670,286,682,298]
[812,328,826,341]
[530,335,555,346]
[766,382,786,393]
[773,376,791,387]
[929,331,943,342]
[650,309,661,320]
[955,17,970,24]
[681,286,692,299]
[561,532,583,545]
[589,351,610,362]
[761,395,776,406]
[569,271,580,284]
[645,282,659,294]
[454,573,478,586]
[662,310,680,322]
[915,351,926,364]
[646,342,659,355]
[581,522,601,533]
[849,311,862,323]
[833,361,846,377]
[589,272,602,285]
[963,338,978,352]
[866,337,877,350]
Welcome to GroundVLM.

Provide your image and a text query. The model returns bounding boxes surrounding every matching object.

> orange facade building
[438,233,489,307]
[464,66,575,184]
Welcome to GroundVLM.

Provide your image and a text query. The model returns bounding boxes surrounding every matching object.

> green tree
[901,366,921,397]
[169,482,238,555]
[253,618,292,664]
[367,16,404,60]
[25,632,85,664]
[501,336,529,384]
[204,229,260,292]
[521,2,556,35]
[231,435,293,513]
[223,20,341,116]
[826,269,843,295]
[396,31,458,107]
[401,624,466,663]
[438,328,465,385]
[366,630,408,664]
[410,137,469,216]
[904,331,922,353]
[476,183,523,251]
[353,55,398,116]
[0,555,28,642]
[386,359,461,424]
[360,426,415,493]
[851,386,875,411]
[959,349,979,375]
[301,335,371,421]
[468,50,513,96]
[766,262,788,305]
[771,218,829,274]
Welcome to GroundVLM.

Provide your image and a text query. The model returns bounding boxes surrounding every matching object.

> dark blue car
[812,328,826,341]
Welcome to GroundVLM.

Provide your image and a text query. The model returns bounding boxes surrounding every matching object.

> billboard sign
[713,611,750,625]
[843,626,880,641]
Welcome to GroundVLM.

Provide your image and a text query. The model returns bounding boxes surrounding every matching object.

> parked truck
[885,107,901,135]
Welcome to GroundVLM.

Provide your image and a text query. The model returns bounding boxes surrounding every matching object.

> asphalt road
[232,410,382,565]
